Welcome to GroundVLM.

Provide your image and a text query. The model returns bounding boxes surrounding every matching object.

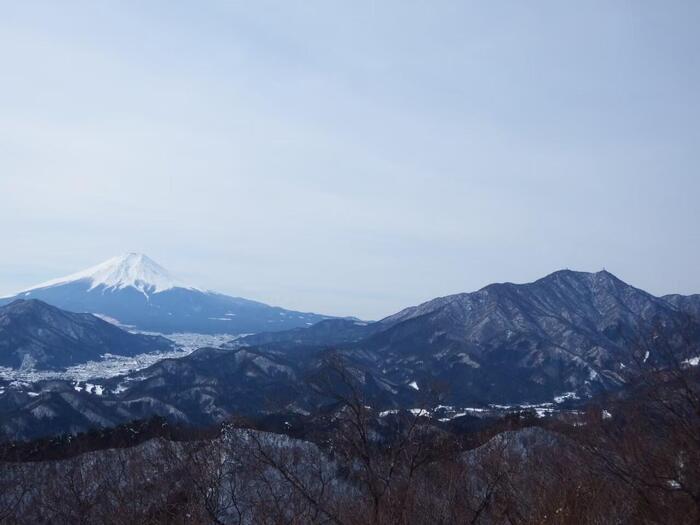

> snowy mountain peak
[23,253,196,296]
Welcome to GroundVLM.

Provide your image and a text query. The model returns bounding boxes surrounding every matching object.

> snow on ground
[86,383,104,395]
[683,356,700,367]
[0,332,237,383]
[437,407,488,422]
[380,403,568,421]
[553,392,580,403]
[378,408,430,418]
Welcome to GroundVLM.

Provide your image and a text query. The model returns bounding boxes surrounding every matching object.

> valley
[1,265,698,442]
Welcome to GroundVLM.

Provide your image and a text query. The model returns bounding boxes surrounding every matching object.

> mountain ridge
[0,299,174,369]
[2,268,699,440]
[233,268,700,404]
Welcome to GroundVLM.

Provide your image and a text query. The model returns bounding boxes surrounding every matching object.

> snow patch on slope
[684,356,700,367]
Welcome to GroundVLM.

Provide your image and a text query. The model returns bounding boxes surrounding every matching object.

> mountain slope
[230,318,380,349]
[2,269,699,440]
[21,253,192,296]
[0,299,173,369]
[234,270,700,403]
[663,293,700,320]
[1,254,331,334]
[342,270,699,404]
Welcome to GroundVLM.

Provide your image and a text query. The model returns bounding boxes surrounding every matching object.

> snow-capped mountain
[0,254,331,334]
[24,253,196,296]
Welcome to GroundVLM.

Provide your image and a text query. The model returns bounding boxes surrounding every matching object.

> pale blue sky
[1,1,699,319]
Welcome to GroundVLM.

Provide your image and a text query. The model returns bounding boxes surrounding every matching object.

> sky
[1,1,699,320]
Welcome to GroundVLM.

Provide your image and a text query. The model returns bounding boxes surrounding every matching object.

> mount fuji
[0,254,331,334]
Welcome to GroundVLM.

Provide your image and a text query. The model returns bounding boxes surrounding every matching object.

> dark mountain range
[1,269,699,441]
[231,270,700,402]
[232,317,380,349]
[340,269,700,403]
[0,299,173,370]
[663,293,700,320]
[0,253,332,335]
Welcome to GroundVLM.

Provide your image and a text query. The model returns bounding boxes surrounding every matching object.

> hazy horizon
[0,252,693,321]
[2,2,699,319]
